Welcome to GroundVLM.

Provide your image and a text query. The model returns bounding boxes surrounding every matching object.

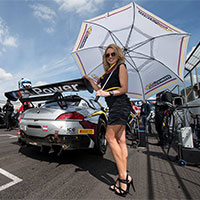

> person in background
[140,100,152,134]
[154,101,165,146]
[17,101,32,113]
[17,101,32,122]
[37,103,41,108]
[3,99,14,131]
[130,101,141,116]
[193,83,200,98]
[84,44,135,197]
[0,107,4,126]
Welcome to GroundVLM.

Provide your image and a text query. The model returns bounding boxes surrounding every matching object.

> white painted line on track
[0,168,22,192]
[0,134,18,139]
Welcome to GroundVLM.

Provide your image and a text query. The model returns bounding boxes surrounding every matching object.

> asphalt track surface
[0,127,200,200]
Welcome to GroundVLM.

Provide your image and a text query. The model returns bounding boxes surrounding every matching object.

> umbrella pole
[95,69,115,102]
[137,71,145,100]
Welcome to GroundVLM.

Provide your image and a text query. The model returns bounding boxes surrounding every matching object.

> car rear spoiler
[4,78,93,101]
[20,92,63,103]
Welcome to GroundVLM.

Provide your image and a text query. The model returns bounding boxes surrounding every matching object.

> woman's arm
[83,75,101,91]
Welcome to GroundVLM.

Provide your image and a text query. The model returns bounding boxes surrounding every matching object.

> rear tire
[94,118,107,156]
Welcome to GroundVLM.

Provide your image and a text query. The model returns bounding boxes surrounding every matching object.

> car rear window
[43,100,80,109]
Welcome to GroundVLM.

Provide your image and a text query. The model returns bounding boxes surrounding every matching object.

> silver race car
[5,78,108,155]
[19,94,107,155]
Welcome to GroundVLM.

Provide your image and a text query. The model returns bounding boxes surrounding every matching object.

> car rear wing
[20,92,67,109]
[20,92,63,103]
[4,78,93,101]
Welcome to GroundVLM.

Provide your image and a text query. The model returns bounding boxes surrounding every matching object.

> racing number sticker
[78,129,94,134]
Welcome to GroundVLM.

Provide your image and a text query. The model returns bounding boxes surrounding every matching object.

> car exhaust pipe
[57,144,70,156]
[40,145,44,152]
[48,145,55,154]
[57,147,63,156]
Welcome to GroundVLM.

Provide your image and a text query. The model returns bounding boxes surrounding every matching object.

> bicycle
[158,100,185,159]
[126,111,140,148]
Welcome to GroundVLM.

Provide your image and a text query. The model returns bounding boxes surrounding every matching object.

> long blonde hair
[103,44,125,71]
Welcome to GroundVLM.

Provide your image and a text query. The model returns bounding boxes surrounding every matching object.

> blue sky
[0,0,199,102]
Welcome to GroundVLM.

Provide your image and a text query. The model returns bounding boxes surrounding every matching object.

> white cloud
[35,81,48,86]
[65,65,75,72]
[14,56,77,85]
[55,0,105,14]
[41,56,68,71]
[2,36,17,47]
[42,64,47,70]
[30,4,57,24]
[0,68,13,80]
[30,4,57,34]
[44,27,55,33]
[40,64,77,79]
[0,17,18,49]
[0,77,18,100]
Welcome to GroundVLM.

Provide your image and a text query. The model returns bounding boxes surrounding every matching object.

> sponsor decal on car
[29,142,38,146]
[32,84,79,95]
[78,129,94,134]
[43,125,48,132]
[67,128,76,134]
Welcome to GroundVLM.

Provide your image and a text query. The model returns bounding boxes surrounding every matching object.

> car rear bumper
[19,130,95,150]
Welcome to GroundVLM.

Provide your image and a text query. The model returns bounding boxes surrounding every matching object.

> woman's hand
[96,89,110,97]
[83,75,91,81]
[82,75,101,91]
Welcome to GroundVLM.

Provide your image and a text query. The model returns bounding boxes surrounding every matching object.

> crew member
[3,99,14,131]
[140,100,152,134]
[193,83,200,98]
[130,101,141,116]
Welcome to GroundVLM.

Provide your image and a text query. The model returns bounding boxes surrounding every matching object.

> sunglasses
[105,52,116,58]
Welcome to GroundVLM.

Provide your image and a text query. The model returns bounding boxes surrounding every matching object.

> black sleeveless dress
[100,64,131,125]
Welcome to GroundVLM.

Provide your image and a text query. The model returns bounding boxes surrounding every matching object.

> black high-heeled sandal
[124,174,136,193]
[109,174,132,191]
[128,175,136,193]
[115,175,136,197]
[109,177,119,191]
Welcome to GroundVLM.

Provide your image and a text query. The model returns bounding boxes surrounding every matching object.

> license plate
[78,129,94,134]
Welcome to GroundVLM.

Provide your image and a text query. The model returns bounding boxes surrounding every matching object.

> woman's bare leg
[116,125,128,178]
[105,124,127,180]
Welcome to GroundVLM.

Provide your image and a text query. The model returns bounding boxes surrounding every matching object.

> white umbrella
[72,2,190,100]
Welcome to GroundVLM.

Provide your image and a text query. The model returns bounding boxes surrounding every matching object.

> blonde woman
[84,44,135,197]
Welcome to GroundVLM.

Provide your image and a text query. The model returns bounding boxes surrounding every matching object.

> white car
[18,93,108,156]
[5,78,108,155]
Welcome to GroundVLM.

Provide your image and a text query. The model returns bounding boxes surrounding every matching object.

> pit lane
[0,128,200,200]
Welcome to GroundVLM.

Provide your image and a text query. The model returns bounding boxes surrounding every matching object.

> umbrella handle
[94,96,100,102]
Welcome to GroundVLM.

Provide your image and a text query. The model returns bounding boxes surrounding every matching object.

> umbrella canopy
[72,2,190,100]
